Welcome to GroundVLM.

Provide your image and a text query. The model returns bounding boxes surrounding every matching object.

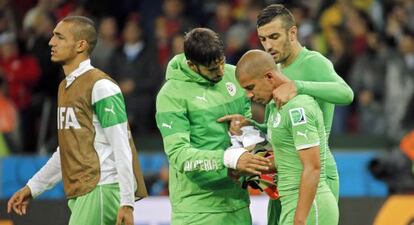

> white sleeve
[27,148,62,198]
[223,147,247,169]
[92,79,135,208]
[102,123,135,207]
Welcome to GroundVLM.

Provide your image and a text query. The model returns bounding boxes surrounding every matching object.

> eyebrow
[243,84,255,90]
[205,58,225,70]
[53,31,64,37]
[206,65,220,71]
[258,32,280,38]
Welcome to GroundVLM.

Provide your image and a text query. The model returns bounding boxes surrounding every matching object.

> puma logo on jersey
[196,93,207,102]
[104,105,115,114]
[57,107,81,130]
[162,121,173,129]
[297,131,308,139]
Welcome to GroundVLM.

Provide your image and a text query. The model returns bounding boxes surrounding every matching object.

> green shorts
[325,162,340,202]
[172,206,252,225]
[267,170,339,225]
[68,183,121,225]
[279,191,339,225]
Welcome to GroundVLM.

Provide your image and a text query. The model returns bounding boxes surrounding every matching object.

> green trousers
[68,183,121,225]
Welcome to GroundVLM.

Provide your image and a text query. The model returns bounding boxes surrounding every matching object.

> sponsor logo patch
[289,108,307,126]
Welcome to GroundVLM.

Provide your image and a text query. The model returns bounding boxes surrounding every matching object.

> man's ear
[76,40,88,53]
[264,71,278,86]
[187,60,196,70]
[264,71,274,81]
[289,26,297,42]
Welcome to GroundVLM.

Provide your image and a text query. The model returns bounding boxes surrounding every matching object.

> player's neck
[282,42,302,68]
[62,55,89,76]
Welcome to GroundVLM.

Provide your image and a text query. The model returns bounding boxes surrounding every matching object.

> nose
[217,65,225,77]
[48,36,55,47]
[247,92,254,99]
[262,40,272,52]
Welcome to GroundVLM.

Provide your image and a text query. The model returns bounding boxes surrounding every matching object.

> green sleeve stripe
[93,93,127,128]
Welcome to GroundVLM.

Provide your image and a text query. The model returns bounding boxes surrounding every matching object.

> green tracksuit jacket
[156,53,251,213]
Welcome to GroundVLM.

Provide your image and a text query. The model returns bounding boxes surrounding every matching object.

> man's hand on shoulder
[273,80,297,109]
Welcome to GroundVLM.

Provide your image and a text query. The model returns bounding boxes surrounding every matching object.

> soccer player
[238,49,339,225]
[257,4,353,224]
[155,27,271,225]
[7,16,147,225]
[220,4,354,225]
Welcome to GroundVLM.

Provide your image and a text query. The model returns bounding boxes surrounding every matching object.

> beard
[274,42,291,65]
[199,73,222,84]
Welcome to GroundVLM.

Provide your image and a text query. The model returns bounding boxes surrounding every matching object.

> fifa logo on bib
[57,107,81,129]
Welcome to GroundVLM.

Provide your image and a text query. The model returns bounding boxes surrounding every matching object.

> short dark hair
[61,16,97,54]
[257,4,296,30]
[184,27,224,66]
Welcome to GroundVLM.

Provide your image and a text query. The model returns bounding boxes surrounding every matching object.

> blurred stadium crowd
[0,0,413,157]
